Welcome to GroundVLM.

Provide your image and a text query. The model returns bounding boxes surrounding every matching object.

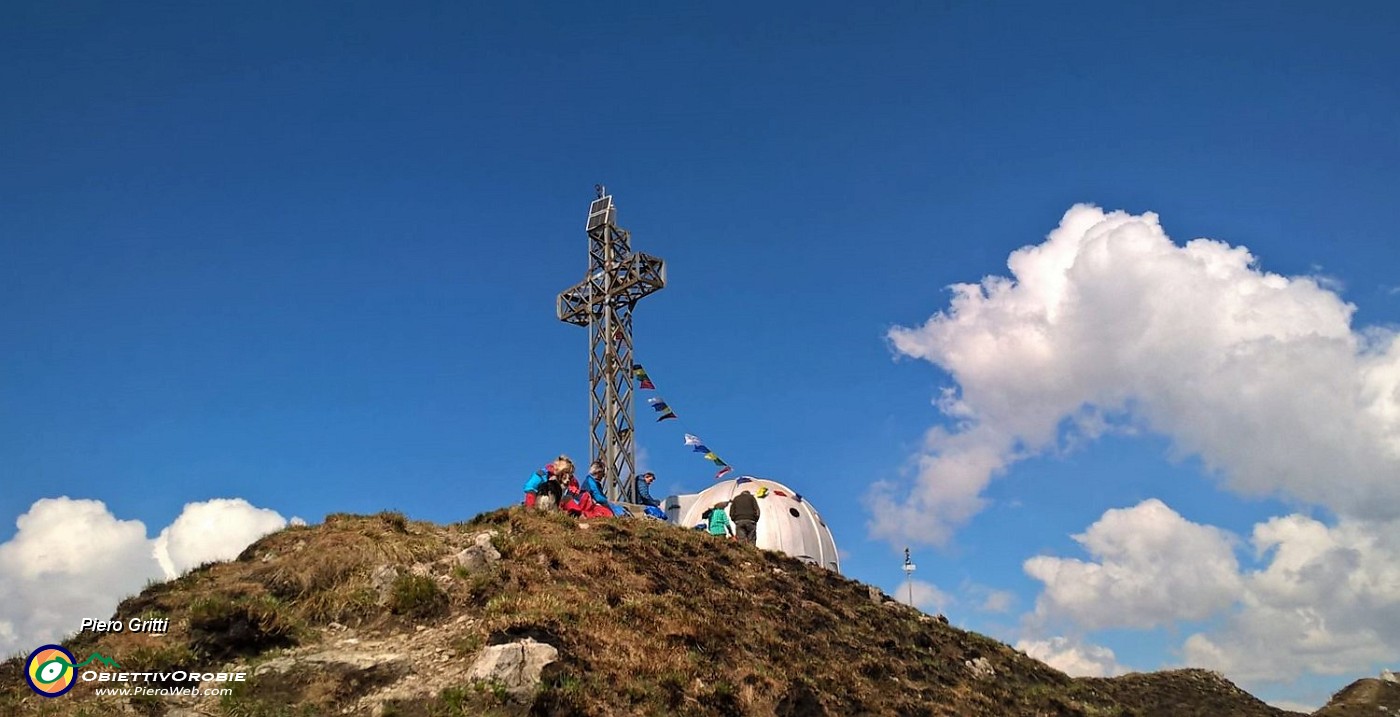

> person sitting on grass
[581,462,613,509]
[521,461,561,510]
[635,471,661,508]
[563,461,613,519]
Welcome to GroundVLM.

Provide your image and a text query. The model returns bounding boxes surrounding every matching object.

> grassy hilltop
[0,508,1325,716]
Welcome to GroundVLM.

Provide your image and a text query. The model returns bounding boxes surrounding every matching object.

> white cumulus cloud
[1023,501,1400,686]
[1024,499,1243,630]
[975,587,1016,614]
[0,498,160,658]
[1182,514,1400,683]
[153,499,289,578]
[0,497,291,658]
[1015,636,1127,678]
[871,204,1400,545]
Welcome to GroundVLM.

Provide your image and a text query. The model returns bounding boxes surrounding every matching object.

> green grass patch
[389,574,449,619]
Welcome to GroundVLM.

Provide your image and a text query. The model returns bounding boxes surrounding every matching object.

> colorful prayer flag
[634,363,733,477]
[684,434,711,453]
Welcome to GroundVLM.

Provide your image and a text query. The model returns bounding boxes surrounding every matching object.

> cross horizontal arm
[557,253,666,326]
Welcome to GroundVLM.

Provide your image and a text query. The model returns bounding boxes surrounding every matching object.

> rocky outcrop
[252,650,408,678]
[965,656,996,680]
[370,564,399,604]
[465,638,559,701]
[455,530,501,574]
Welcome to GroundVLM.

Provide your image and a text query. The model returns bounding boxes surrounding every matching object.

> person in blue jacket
[580,461,612,510]
[634,472,661,507]
[522,458,564,509]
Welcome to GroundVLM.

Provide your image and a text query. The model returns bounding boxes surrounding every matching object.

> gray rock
[254,651,407,677]
[965,656,996,680]
[456,532,502,574]
[1382,668,1397,683]
[371,564,399,603]
[868,586,884,604]
[466,639,559,701]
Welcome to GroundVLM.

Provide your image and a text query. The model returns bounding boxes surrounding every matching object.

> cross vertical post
[557,187,666,503]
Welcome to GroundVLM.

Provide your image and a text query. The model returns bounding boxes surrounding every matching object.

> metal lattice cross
[557,187,666,503]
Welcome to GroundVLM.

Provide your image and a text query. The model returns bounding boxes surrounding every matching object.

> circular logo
[24,644,76,698]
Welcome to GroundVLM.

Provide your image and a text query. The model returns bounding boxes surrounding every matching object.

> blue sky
[3,1,1399,710]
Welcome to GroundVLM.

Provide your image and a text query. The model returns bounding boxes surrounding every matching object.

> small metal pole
[903,548,917,606]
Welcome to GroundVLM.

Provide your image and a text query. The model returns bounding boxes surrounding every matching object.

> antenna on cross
[557,187,667,503]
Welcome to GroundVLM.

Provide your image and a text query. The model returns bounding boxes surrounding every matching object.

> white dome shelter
[666,477,840,573]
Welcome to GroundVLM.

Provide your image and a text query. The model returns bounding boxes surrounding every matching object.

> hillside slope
[1312,677,1400,716]
[1,509,1305,716]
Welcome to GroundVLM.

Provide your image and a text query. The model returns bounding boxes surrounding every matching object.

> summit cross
[556,187,666,503]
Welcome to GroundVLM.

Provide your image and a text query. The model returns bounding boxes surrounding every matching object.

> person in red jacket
[556,459,586,515]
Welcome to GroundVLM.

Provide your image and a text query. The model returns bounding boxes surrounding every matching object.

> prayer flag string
[633,363,733,479]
